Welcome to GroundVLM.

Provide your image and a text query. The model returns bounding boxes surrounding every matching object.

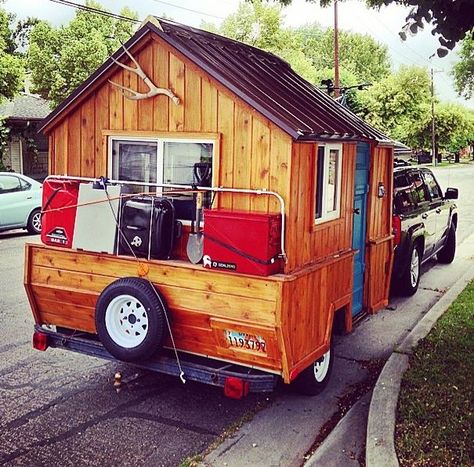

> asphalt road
[0,163,473,466]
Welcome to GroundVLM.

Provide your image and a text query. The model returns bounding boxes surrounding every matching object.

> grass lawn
[395,280,474,466]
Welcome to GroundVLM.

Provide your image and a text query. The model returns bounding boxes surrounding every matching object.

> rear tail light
[33,331,49,351]
[393,215,401,246]
[224,377,250,399]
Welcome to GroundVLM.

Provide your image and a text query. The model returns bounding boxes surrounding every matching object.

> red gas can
[41,179,80,248]
[203,209,282,276]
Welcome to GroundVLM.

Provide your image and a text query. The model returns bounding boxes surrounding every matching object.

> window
[394,173,416,214]
[411,171,429,204]
[109,137,214,221]
[315,144,343,223]
[0,175,21,194]
[422,171,442,200]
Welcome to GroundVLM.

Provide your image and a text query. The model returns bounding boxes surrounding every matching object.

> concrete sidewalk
[201,231,474,467]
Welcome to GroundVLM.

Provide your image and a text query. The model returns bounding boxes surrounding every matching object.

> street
[0,164,473,466]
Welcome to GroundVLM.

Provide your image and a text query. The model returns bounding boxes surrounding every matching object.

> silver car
[0,172,42,234]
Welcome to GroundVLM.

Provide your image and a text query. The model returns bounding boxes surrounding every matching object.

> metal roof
[40,18,391,143]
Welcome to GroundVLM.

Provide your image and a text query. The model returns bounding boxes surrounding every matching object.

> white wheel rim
[105,295,149,348]
[32,212,42,232]
[410,249,420,288]
[313,349,331,383]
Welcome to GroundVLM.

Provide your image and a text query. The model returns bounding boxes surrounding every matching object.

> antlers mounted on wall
[109,45,180,105]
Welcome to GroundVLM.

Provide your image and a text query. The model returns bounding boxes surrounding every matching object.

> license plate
[225,330,267,353]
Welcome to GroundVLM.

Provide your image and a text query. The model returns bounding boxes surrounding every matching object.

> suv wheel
[437,225,456,264]
[399,243,421,296]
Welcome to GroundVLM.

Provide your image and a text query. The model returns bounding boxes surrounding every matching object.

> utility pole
[334,0,340,98]
[430,68,436,166]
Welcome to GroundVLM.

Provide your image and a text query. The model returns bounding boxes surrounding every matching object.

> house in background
[0,93,50,181]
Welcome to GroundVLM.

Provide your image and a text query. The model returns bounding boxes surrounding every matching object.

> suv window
[0,175,22,194]
[394,172,416,214]
[410,171,429,204]
[422,171,442,199]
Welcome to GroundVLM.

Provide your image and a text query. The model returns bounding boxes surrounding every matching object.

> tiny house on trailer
[25,17,394,397]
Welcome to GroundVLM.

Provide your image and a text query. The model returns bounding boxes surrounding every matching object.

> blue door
[352,143,370,316]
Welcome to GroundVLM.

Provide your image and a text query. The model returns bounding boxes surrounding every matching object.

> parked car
[391,166,458,296]
[0,172,42,234]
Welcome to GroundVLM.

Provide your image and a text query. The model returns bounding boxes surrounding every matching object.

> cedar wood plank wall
[47,34,291,220]
[365,145,394,312]
[38,32,392,379]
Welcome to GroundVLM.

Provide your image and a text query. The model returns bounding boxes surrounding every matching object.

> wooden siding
[26,243,286,372]
[285,142,356,272]
[46,34,291,219]
[365,145,394,313]
[279,251,354,379]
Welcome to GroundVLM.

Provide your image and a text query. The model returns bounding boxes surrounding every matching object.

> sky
[4,0,473,109]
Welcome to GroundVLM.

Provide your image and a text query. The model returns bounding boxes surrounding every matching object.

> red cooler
[203,209,282,276]
[41,179,80,248]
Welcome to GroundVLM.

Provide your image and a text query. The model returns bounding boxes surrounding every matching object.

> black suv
[392,167,458,296]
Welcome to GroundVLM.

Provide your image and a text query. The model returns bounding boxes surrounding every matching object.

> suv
[392,167,458,296]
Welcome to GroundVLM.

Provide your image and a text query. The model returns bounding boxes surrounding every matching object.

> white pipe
[45,174,288,262]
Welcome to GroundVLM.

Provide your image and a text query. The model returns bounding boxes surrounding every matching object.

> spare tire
[95,277,166,362]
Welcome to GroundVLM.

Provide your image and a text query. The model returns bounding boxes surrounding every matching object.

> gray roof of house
[0,93,50,120]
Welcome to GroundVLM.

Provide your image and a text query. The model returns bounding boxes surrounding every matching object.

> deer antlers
[109,45,180,105]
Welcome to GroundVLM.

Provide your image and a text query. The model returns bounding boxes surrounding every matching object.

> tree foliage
[0,4,24,102]
[453,32,474,100]
[273,0,474,55]
[294,24,391,84]
[357,66,431,142]
[27,1,137,107]
[407,103,474,154]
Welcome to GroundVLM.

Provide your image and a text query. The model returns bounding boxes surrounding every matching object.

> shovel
[186,191,204,264]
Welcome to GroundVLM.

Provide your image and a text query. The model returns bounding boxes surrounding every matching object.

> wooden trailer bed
[24,243,354,383]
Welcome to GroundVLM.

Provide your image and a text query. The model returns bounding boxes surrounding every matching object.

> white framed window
[315,143,343,224]
[108,136,215,221]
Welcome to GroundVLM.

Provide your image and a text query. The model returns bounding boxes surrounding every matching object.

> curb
[366,264,474,467]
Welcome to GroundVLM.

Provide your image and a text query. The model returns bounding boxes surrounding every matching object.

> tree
[0,4,24,102]
[274,0,474,56]
[356,66,431,142]
[295,24,391,84]
[407,103,474,154]
[27,1,137,107]
[453,32,474,100]
[218,1,318,82]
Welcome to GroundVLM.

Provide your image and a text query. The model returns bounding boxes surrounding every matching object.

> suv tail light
[393,215,401,246]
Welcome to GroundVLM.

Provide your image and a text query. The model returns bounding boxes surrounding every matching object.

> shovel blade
[186,233,204,264]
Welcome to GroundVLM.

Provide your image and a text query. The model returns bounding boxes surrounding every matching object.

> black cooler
[118,196,177,260]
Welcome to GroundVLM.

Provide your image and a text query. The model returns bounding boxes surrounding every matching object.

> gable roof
[0,93,50,121]
[40,18,391,144]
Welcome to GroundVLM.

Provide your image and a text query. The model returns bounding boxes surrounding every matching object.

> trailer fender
[95,277,167,362]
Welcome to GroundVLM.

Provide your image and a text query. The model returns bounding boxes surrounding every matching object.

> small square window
[315,144,343,223]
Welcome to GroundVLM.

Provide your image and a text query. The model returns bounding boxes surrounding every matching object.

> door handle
[422,213,428,219]
[436,208,441,214]
[353,208,360,215]
[27,196,32,200]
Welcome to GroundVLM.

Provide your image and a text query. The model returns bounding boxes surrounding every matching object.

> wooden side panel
[26,244,284,372]
[285,142,356,272]
[46,35,292,220]
[278,252,353,382]
[365,145,394,313]
[81,97,95,177]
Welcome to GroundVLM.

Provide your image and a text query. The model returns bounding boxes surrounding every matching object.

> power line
[48,0,141,23]
[149,0,225,20]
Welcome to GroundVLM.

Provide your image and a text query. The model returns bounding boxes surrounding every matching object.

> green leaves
[27,0,138,107]
[453,32,474,100]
